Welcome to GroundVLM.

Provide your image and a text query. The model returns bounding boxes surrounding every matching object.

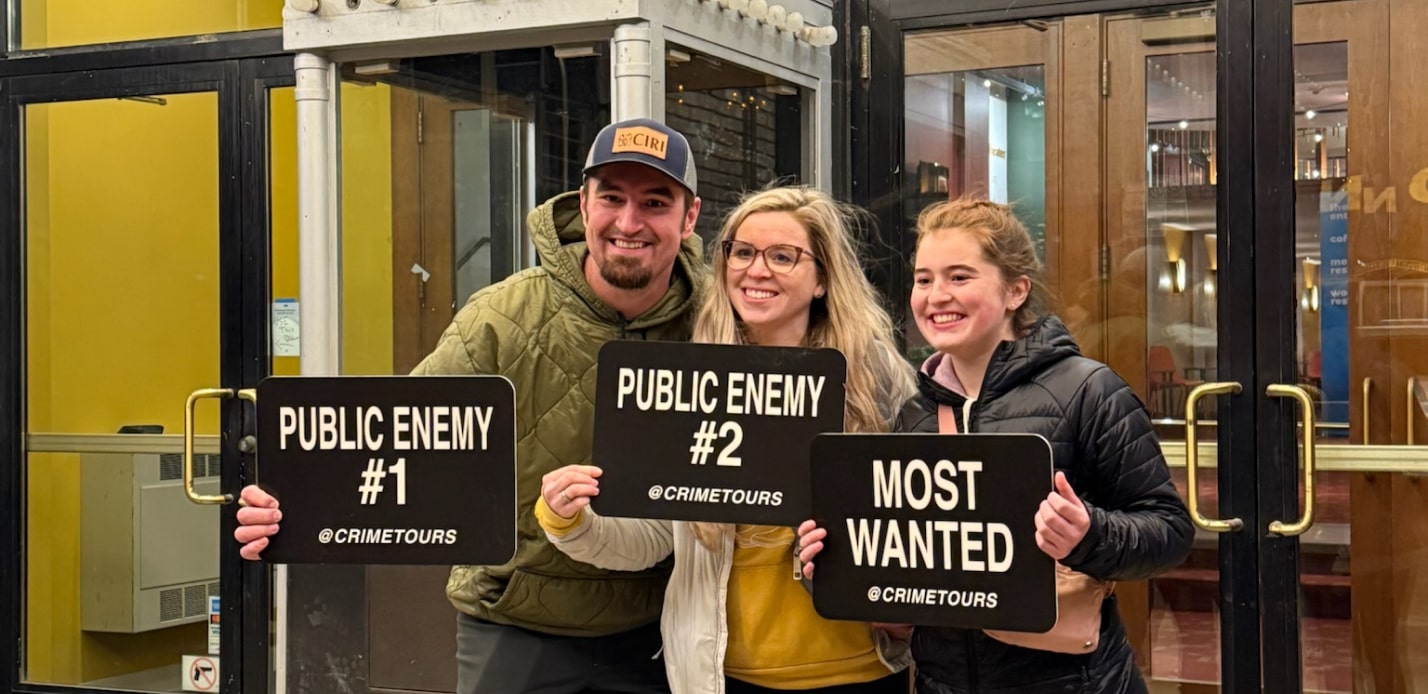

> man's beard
[600,255,654,290]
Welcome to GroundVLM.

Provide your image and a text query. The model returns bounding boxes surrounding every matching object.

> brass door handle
[1267,384,1317,536]
[1362,377,1372,445]
[184,388,236,504]
[1184,382,1244,532]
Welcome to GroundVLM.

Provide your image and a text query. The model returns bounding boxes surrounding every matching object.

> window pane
[17,0,281,50]
[24,93,221,689]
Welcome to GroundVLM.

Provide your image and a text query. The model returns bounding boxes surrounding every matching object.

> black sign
[255,376,516,565]
[809,433,1056,631]
[591,341,845,525]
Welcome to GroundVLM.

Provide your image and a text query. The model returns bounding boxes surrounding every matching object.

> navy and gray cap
[583,118,698,195]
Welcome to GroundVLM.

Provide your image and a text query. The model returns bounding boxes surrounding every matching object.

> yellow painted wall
[20,0,281,49]
[341,83,397,376]
[25,93,221,684]
[271,88,303,378]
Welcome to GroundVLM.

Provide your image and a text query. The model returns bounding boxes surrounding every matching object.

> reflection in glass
[667,45,803,242]
[903,64,1047,361]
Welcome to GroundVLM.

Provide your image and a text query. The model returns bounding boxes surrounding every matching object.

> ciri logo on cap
[612,126,669,160]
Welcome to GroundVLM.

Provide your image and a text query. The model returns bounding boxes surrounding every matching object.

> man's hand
[234,485,281,561]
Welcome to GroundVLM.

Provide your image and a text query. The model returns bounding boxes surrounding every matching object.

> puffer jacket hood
[529,190,706,329]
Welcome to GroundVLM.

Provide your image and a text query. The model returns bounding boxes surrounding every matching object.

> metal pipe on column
[286,50,343,694]
[612,23,654,120]
[294,52,340,376]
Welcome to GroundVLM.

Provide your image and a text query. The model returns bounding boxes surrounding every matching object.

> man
[236,117,704,693]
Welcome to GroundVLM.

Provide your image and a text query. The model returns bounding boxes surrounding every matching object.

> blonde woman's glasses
[722,240,817,274]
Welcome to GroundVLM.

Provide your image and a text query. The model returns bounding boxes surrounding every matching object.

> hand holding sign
[795,519,825,579]
[542,465,603,519]
[592,341,845,525]
[1034,472,1090,560]
[235,486,282,560]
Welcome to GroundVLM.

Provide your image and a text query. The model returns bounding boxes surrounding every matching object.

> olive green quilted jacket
[412,190,705,636]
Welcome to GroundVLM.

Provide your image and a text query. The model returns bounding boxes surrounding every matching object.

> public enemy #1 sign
[256,376,516,565]
[592,341,845,525]
[809,433,1057,631]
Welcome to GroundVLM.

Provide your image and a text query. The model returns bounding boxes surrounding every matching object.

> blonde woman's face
[724,211,824,347]
[910,228,1027,362]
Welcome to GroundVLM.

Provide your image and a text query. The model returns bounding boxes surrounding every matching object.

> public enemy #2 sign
[592,341,845,525]
[809,433,1057,631]
[256,376,516,565]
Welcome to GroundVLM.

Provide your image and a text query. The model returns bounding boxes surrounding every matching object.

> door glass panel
[23,92,222,689]
[271,85,302,379]
[1296,0,1427,689]
[902,25,1051,364]
[1104,9,1223,689]
[16,0,282,50]
[666,43,805,242]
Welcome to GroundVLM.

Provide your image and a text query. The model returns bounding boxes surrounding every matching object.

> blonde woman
[537,186,917,694]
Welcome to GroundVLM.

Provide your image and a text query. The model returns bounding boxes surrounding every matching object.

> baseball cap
[583,118,698,195]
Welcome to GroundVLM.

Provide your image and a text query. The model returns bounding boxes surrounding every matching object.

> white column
[294,52,341,376]
[284,51,344,694]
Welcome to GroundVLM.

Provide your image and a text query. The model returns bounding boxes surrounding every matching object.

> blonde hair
[691,185,916,549]
[914,198,1052,333]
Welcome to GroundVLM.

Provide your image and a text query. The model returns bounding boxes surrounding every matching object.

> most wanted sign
[255,376,516,565]
[809,432,1057,631]
[591,341,845,525]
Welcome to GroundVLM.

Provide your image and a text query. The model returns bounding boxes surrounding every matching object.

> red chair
[1148,345,1205,419]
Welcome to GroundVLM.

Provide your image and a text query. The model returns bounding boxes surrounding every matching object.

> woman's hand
[794,519,827,579]
[234,485,281,561]
[1034,471,1091,560]
[541,465,603,519]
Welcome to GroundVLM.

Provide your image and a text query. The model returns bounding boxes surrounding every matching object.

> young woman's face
[911,228,1027,362]
[724,211,824,347]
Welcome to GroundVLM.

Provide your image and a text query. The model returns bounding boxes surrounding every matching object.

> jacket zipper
[961,398,976,434]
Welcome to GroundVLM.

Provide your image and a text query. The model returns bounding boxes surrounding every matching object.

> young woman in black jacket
[796,198,1194,693]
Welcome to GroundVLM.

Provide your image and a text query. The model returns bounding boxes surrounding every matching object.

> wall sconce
[1301,257,1321,312]
[1161,223,1191,294]
[1202,233,1217,296]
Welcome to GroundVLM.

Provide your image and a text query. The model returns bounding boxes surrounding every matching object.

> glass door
[883,0,1428,691]
[2,58,291,694]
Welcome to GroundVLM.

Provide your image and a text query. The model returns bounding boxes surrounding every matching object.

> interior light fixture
[1161,223,1191,294]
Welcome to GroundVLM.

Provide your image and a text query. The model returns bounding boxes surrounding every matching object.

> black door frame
[845,0,1301,690]
[0,53,292,694]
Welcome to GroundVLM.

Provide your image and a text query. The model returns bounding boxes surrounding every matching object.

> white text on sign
[845,458,1014,572]
[277,406,494,451]
[615,368,827,417]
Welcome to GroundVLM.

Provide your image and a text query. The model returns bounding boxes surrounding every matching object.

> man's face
[580,162,700,291]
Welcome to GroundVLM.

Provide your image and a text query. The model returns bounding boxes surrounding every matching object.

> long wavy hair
[690,185,917,549]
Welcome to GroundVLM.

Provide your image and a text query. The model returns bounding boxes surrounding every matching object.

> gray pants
[456,613,670,694]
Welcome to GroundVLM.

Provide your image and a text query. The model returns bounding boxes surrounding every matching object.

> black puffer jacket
[903,315,1193,694]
